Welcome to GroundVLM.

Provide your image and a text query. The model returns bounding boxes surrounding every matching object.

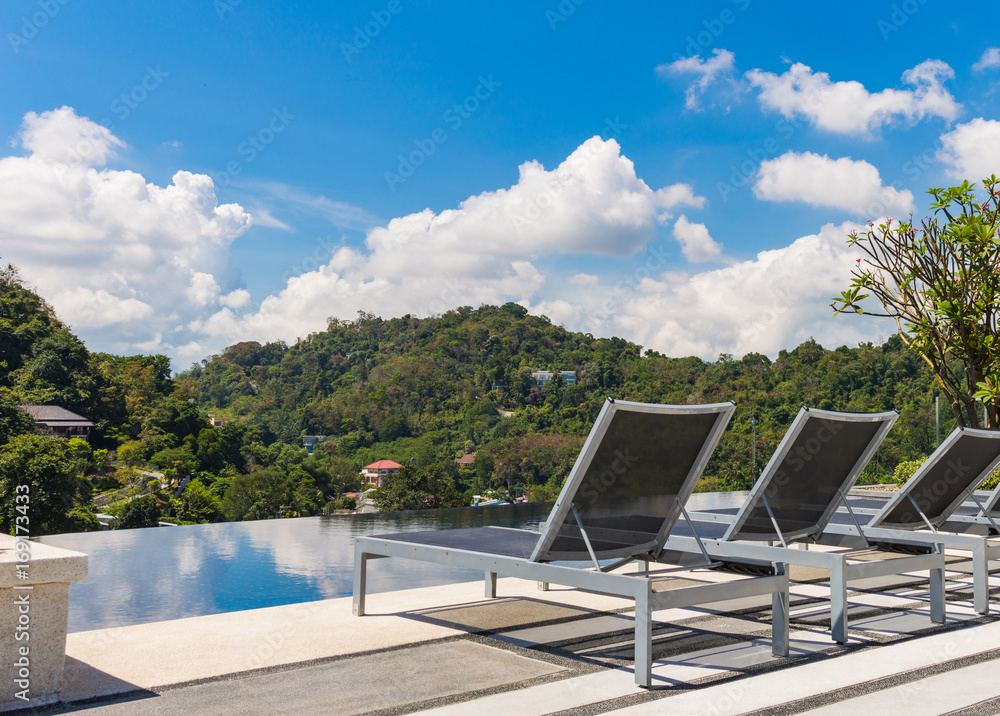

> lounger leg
[537,581,549,591]
[353,543,369,617]
[829,559,848,644]
[485,571,497,598]
[633,588,652,688]
[930,547,946,624]
[973,542,990,615]
[771,565,790,657]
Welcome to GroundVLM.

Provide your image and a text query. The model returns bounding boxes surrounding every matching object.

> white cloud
[220,289,252,309]
[973,48,1000,73]
[745,59,960,136]
[244,181,381,231]
[202,137,705,346]
[753,151,915,215]
[658,49,736,110]
[567,273,600,287]
[0,112,893,365]
[0,107,252,357]
[938,118,1000,179]
[19,106,126,165]
[533,221,892,360]
[672,215,722,262]
[51,288,154,328]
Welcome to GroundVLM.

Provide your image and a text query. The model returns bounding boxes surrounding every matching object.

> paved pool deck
[18,550,1000,716]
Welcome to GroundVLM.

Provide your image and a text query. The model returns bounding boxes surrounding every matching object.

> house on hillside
[530,370,576,386]
[454,453,476,466]
[361,459,402,487]
[207,414,231,428]
[20,405,94,441]
[302,435,328,454]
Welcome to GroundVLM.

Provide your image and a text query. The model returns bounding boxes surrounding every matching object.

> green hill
[0,260,947,533]
[188,304,942,495]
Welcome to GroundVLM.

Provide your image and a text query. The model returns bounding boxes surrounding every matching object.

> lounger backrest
[530,399,735,562]
[869,427,1000,529]
[724,407,898,543]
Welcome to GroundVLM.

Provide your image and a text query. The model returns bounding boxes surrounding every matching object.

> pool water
[38,492,747,633]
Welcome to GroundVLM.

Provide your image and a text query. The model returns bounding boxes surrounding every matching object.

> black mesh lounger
[664,407,947,644]
[824,426,1000,614]
[353,398,790,688]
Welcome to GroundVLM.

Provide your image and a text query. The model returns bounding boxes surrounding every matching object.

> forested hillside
[1,260,947,534]
[188,303,942,496]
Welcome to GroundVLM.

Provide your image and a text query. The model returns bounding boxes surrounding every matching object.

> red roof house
[361,459,403,487]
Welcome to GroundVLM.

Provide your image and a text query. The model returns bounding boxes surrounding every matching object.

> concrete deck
[23,559,1000,715]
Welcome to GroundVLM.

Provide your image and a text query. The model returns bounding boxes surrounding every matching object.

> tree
[220,467,292,521]
[111,494,161,529]
[371,464,464,511]
[833,177,1000,428]
[172,479,224,523]
[0,390,33,445]
[0,434,92,535]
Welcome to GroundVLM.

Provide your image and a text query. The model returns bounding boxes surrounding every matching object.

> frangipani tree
[832,176,1000,429]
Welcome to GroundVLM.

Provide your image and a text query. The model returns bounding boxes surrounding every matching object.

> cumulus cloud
[973,48,1000,73]
[658,49,737,110]
[533,221,892,359]
[199,137,705,346]
[0,107,252,356]
[745,59,960,136]
[753,151,915,216]
[938,118,1000,179]
[672,216,722,262]
[0,111,894,364]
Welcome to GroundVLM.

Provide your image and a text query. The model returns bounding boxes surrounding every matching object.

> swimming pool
[39,493,747,633]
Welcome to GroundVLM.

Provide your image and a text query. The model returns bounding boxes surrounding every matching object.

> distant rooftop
[20,405,93,424]
[364,459,402,470]
[20,404,94,441]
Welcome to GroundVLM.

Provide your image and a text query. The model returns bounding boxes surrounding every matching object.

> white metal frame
[353,399,791,688]
[667,407,947,643]
[826,426,1000,614]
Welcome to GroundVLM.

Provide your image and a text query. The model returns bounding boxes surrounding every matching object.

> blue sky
[2,0,999,366]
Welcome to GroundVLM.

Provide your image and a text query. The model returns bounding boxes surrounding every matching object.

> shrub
[892,459,926,486]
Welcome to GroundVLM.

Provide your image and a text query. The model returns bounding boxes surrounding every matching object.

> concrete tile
[62,641,565,716]
[799,659,1000,715]
[607,620,1000,714]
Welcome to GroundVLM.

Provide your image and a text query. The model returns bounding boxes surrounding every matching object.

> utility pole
[750,416,758,483]
[935,395,940,448]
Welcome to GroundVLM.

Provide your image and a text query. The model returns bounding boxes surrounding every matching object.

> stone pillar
[0,535,87,712]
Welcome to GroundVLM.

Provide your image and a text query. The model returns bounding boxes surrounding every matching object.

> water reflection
[38,493,744,633]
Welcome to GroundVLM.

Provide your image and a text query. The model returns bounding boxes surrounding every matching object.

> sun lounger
[825,426,1000,614]
[663,407,947,643]
[353,398,790,688]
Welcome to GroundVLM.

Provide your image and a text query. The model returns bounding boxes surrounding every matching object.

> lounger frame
[666,408,947,643]
[353,399,791,688]
[826,426,1000,614]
